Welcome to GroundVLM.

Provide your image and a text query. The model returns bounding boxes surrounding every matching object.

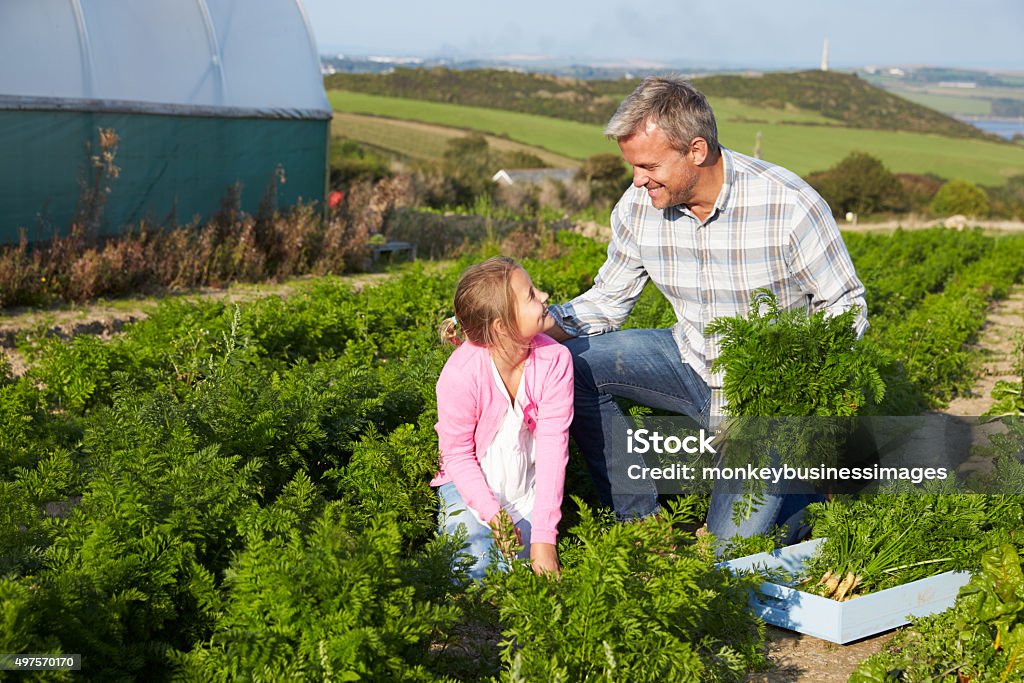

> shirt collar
[669,146,733,225]
[715,146,735,215]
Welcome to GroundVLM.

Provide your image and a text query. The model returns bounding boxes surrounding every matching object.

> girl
[432,256,573,580]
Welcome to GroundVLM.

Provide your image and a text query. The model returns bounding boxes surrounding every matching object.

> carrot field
[3,225,1024,680]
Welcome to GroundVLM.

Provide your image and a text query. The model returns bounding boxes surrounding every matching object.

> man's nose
[632,168,648,187]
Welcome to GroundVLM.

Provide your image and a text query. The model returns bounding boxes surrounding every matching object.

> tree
[805,152,906,217]
[985,174,1024,220]
[930,179,990,218]
[577,153,629,206]
[441,135,495,207]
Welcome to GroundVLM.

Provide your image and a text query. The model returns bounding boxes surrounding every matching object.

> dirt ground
[747,627,898,682]
[945,285,1024,418]
[840,216,1024,233]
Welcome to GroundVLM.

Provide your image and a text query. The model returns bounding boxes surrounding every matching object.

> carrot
[834,571,857,601]
[817,569,833,586]
[823,574,841,598]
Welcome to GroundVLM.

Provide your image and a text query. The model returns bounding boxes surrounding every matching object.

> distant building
[491,168,577,186]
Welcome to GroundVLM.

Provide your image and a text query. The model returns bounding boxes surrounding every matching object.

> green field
[331,112,579,167]
[329,90,620,159]
[329,90,1024,186]
[890,91,992,116]
[332,112,452,160]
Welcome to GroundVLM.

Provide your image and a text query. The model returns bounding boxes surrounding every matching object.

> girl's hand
[529,543,560,577]
[488,509,522,559]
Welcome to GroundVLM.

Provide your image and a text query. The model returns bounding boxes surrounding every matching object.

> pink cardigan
[432,333,574,546]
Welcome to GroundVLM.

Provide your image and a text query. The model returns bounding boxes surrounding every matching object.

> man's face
[618,123,698,210]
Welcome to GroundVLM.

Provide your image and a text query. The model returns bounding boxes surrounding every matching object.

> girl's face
[508,267,549,341]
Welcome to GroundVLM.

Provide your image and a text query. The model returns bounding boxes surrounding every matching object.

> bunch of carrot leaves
[797,490,1022,600]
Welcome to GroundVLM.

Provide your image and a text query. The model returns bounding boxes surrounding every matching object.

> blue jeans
[706,486,822,552]
[437,482,532,581]
[565,329,711,520]
[567,328,816,539]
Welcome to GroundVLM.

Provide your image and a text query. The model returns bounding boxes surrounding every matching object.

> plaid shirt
[550,147,867,422]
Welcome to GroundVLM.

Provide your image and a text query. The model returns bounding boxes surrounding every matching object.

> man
[543,76,867,542]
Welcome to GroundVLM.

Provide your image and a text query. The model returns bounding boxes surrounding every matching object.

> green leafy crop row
[2,228,1023,680]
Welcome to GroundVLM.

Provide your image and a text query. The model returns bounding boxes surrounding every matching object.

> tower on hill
[821,38,829,71]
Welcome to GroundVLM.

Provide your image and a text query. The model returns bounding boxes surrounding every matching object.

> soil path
[945,284,1024,417]
[747,628,897,682]
[839,217,1024,233]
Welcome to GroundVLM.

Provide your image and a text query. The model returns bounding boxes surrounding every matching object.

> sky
[301,0,1024,71]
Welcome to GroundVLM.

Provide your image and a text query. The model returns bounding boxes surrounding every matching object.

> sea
[958,117,1024,140]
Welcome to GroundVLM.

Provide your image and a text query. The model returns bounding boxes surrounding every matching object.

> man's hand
[529,542,560,577]
[542,312,572,342]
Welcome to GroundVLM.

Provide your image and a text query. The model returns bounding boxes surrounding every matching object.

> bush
[805,152,906,217]
[442,135,497,208]
[895,173,944,213]
[985,174,1024,220]
[0,192,386,309]
[485,500,766,682]
[930,178,990,218]
[851,544,1024,682]
[329,138,392,186]
[576,153,630,207]
[176,502,462,682]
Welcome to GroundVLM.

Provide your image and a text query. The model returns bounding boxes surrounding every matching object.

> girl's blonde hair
[439,257,530,358]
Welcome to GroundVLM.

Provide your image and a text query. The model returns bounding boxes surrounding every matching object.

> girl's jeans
[437,482,532,581]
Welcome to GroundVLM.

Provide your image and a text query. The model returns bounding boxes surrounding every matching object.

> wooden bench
[369,241,417,262]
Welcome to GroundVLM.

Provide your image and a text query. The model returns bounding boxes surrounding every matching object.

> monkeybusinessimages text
[624,429,950,485]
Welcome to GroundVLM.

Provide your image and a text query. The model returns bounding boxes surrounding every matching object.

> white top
[474,359,537,525]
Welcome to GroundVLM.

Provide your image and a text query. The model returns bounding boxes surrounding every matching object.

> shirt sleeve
[528,344,574,545]
[548,192,650,336]
[788,192,869,338]
[434,361,502,525]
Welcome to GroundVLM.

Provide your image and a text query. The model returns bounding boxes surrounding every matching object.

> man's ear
[689,137,709,165]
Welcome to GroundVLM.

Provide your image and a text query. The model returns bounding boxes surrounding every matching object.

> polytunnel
[0,0,331,243]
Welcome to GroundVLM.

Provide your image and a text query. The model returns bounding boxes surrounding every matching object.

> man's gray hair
[605,76,720,155]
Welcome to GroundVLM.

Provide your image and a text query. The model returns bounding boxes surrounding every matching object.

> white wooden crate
[723,538,971,644]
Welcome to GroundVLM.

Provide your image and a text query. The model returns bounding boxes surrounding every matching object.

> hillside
[324,67,998,141]
[691,70,993,140]
[329,91,1024,186]
[325,68,625,125]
